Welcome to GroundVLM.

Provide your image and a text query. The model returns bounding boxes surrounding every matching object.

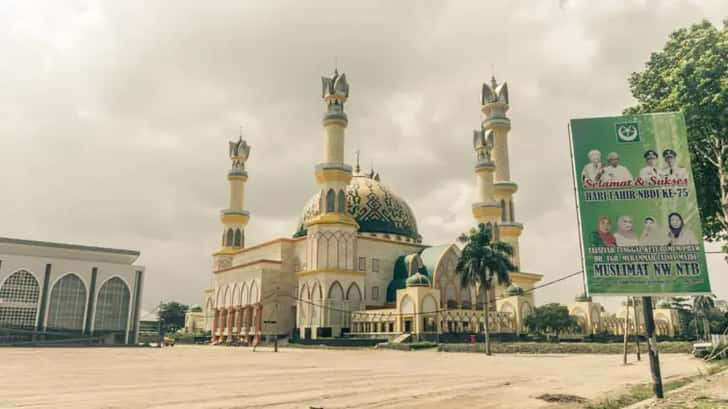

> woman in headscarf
[667,212,698,245]
[590,216,617,247]
[639,216,666,246]
[614,215,639,246]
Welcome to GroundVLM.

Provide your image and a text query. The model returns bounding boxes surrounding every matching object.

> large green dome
[295,172,421,241]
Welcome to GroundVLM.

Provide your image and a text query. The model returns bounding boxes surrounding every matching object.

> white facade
[0,237,145,344]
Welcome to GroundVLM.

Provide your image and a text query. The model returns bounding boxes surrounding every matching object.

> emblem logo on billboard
[616,123,640,143]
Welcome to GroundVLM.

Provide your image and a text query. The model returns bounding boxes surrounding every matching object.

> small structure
[0,237,145,344]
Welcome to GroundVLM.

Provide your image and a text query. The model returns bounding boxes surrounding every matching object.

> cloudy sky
[1,1,726,312]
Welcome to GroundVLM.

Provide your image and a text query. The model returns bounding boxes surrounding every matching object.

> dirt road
[0,346,708,409]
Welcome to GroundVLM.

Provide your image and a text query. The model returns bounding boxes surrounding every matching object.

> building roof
[0,237,141,264]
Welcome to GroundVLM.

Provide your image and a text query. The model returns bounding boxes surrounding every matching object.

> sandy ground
[0,345,708,409]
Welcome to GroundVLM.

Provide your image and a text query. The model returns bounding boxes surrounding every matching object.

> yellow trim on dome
[305,212,359,228]
[297,269,366,277]
[315,168,352,184]
[472,206,501,218]
[220,213,250,225]
[499,224,523,237]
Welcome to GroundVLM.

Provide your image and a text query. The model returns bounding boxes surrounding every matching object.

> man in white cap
[603,152,633,182]
[581,149,605,183]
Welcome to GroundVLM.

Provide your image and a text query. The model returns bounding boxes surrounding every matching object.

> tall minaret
[480,76,523,268]
[217,134,251,254]
[306,69,358,234]
[299,69,360,339]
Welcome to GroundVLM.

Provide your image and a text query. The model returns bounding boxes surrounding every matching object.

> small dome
[655,299,671,309]
[406,272,430,287]
[296,172,420,241]
[504,284,524,296]
[575,293,592,302]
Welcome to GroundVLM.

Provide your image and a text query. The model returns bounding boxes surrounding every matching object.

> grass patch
[409,341,439,350]
[440,341,692,354]
[585,375,700,409]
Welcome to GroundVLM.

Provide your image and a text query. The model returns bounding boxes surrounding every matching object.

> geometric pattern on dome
[295,173,420,240]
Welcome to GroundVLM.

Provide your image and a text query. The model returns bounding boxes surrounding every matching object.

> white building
[0,237,145,344]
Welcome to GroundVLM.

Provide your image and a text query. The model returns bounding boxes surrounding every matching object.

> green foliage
[408,341,439,350]
[159,301,189,333]
[455,223,516,354]
[189,305,203,312]
[625,19,728,241]
[456,223,515,292]
[524,303,579,338]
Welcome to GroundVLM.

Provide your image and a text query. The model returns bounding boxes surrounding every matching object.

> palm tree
[693,295,715,341]
[456,223,516,355]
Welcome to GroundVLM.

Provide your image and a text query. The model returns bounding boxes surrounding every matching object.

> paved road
[0,346,708,409]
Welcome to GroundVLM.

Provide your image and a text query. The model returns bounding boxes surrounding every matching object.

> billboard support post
[641,296,664,398]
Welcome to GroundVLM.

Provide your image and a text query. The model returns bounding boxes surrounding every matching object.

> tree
[456,223,516,355]
[159,301,189,333]
[524,303,579,340]
[625,19,728,246]
[694,295,716,340]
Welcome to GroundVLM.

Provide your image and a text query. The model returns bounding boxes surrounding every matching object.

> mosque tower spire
[217,130,251,254]
[308,68,358,228]
[297,68,361,340]
[479,75,523,267]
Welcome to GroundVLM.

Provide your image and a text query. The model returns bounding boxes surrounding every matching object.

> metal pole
[623,297,629,365]
[633,297,641,361]
[642,296,664,399]
[567,124,588,296]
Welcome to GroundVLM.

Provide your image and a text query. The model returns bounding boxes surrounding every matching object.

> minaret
[217,133,251,255]
[480,76,523,268]
[298,69,360,339]
[472,127,501,227]
[306,68,359,233]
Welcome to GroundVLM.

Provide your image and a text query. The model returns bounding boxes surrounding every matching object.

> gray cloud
[1,0,726,311]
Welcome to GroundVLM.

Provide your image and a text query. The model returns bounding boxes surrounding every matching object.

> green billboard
[570,112,711,295]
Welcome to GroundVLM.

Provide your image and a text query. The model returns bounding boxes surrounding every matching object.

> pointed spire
[491,75,498,90]
[355,150,361,173]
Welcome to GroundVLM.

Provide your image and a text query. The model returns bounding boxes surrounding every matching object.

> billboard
[570,112,711,295]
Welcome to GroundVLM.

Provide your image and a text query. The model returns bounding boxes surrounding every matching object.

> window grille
[371,258,380,273]
[46,274,86,331]
[0,270,40,328]
[93,277,130,332]
[358,256,367,271]
[371,286,379,300]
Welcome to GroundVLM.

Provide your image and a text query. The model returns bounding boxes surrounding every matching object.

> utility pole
[274,286,279,353]
[622,297,629,365]
[158,300,163,348]
[633,297,641,361]
[642,296,664,399]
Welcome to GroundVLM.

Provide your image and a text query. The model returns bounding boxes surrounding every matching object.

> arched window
[0,270,40,328]
[500,199,507,222]
[234,229,242,247]
[47,274,87,331]
[93,278,130,332]
[326,189,336,213]
[509,200,515,222]
[346,283,362,301]
[226,229,234,246]
[337,190,346,213]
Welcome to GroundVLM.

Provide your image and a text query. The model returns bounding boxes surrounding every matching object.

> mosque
[199,70,679,344]
[201,70,544,344]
